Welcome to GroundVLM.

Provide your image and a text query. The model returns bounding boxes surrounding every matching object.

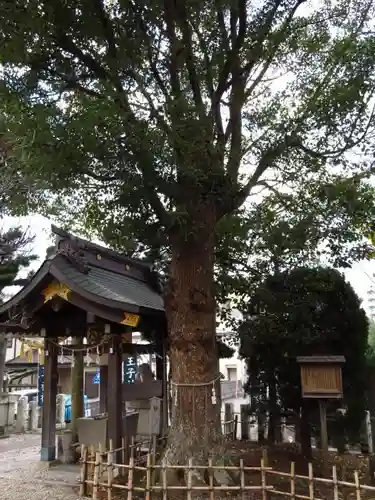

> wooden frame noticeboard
[297,356,345,399]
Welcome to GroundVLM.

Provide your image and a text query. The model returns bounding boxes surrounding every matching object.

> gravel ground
[0,433,84,499]
[0,477,84,500]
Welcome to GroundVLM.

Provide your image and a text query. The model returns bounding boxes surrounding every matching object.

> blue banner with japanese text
[37,365,45,407]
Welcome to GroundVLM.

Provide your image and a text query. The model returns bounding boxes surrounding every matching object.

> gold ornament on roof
[121,312,140,327]
[42,281,71,304]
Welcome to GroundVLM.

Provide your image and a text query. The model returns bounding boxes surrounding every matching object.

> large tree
[239,267,369,455]
[1,0,375,471]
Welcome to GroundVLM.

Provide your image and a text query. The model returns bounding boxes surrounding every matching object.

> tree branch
[55,30,172,227]
[220,137,293,216]
[129,4,170,101]
[176,3,205,117]
[163,0,182,99]
[215,0,247,99]
[297,102,375,159]
[190,19,214,98]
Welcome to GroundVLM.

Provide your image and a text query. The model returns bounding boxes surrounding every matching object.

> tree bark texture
[164,211,221,467]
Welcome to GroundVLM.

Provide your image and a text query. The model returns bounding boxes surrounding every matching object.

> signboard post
[297,356,345,475]
[123,356,137,384]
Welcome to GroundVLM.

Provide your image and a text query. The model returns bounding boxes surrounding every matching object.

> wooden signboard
[297,356,345,399]
[300,364,343,398]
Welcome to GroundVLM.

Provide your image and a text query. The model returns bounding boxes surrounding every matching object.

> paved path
[0,433,84,499]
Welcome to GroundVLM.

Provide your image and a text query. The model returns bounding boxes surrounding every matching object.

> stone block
[16,397,27,433]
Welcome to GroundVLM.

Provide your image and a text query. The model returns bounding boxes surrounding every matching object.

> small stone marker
[16,397,27,433]
[56,394,66,426]
[29,400,38,431]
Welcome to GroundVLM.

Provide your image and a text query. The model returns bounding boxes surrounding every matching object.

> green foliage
[239,266,369,440]
[216,178,375,329]
[0,227,36,297]
[1,0,375,252]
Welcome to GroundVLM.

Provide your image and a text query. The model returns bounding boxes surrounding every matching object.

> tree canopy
[216,180,375,320]
[2,1,375,242]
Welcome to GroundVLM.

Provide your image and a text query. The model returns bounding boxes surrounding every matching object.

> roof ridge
[51,225,152,270]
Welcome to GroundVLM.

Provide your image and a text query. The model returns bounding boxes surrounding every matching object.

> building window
[227,367,237,381]
[6,338,12,349]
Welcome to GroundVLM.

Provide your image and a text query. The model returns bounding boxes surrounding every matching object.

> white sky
[2,213,374,316]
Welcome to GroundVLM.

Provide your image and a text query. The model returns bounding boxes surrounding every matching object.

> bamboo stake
[308,463,314,500]
[262,447,268,467]
[290,461,295,500]
[354,470,361,500]
[152,434,157,464]
[162,459,167,500]
[208,458,214,500]
[107,446,114,500]
[145,453,152,500]
[93,451,101,500]
[261,457,267,500]
[187,458,193,500]
[99,442,104,477]
[240,458,245,500]
[332,465,339,500]
[130,436,135,462]
[127,453,134,500]
[90,445,95,478]
[79,445,88,497]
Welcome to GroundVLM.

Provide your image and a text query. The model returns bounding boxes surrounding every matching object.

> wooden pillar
[107,335,122,456]
[99,364,108,414]
[71,336,84,444]
[156,334,168,435]
[41,337,58,461]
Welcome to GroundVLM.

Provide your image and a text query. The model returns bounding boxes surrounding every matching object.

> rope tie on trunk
[171,375,221,409]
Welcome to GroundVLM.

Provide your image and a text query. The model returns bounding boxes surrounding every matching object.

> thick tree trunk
[164,213,224,478]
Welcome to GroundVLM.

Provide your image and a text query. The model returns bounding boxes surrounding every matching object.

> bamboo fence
[80,444,375,500]
[80,447,274,500]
